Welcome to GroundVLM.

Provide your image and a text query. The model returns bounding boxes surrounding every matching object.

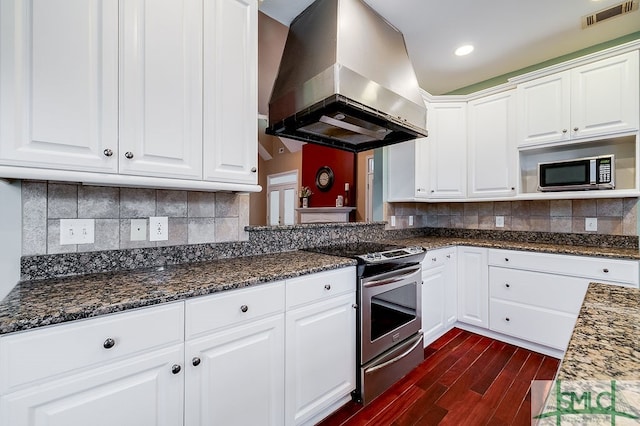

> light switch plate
[390,216,396,227]
[495,216,505,228]
[149,216,168,241]
[408,215,414,226]
[60,219,95,245]
[585,218,598,232]
[130,219,147,241]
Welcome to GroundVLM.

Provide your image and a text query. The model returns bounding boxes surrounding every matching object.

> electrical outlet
[495,216,505,228]
[149,216,168,241]
[409,215,414,226]
[390,215,396,227]
[130,219,147,241]
[60,219,95,245]
[585,217,598,232]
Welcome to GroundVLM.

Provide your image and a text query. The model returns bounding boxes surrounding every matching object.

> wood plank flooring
[317,328,560,426]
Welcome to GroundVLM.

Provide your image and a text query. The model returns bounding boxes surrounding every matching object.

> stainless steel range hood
[266,0,428,153]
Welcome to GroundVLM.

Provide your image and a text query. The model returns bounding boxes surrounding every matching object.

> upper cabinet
[467,90,517,198]
[427,102,467,199]
[0,0,119,174]
[386,137,429,201]
[518,51,639,147]
[0,0,259,190]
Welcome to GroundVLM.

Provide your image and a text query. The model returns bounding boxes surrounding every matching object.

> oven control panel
[358,246,425,263]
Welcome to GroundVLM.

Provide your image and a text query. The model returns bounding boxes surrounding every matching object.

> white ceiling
[259,0,640,95]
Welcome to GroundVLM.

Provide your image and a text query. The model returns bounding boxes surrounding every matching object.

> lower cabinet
[422,247,457,346]
[456,246,489,328]
[285,269,357,426]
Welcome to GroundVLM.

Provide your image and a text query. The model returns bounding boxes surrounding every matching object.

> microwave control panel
[597,157,612,184]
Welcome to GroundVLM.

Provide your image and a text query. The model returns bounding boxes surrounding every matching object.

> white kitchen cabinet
[119,0,203,180]
[184,281,285,426]
[0,303,185,426]
[428,102,467,199]
[456,246,488,328]
[203,0,258,185]
[467,90,517,198]
[0,0,119,174]
[386,137,429,201]
[422,247,457,346]
[285,268,356,426]
[517,51,639,147]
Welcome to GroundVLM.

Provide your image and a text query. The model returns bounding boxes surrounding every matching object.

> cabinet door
[185,314,285,426]
[517,71,571,146]
[428,103,467,198]
[203,0,258,184]
[443,249,458,327]
[457,246,488,328]
[422,264,446,346]
[386,138,429,200]
[467,91,517,198]
[119,0,203,179]
[0,345,184,426]
[285,293,356,426]
[571,51,639,139]
[0,0,118,173]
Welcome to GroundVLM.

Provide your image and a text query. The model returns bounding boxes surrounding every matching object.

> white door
[457,246,488,328]
[571,51,639,139]
[467,90,517,198]
[184,315,285,426]
[428,103,467,198]
[0,0,118,173]
[267,171,298,226]
[1,345,184,426]
[203,0,258,184]
[517,71,571,146]
[119,0,203,179]
[285,293,356,426]
[366,156,374,222]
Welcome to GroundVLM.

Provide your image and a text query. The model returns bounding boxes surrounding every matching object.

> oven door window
[370,282,417,341]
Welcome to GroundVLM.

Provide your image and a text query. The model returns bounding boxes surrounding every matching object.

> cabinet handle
[251,167,257,173]
[431,190,435,193]
[171,364,182,375]
[511,187,515,190]
[192,357,201,367]
[352,304,358,309]
[124,151,134,159]
[240,304,248,313]
[504,258,509,262]
[562,129,568,134]
[103,149,113,157]
[573,127,579,132]
[446,254,451,259]
[324,284,331,290]
[505,317,510,322]
[505,283,510,288]
[432,257,437,262]
[603,268,609,273]
[103,338,115,349]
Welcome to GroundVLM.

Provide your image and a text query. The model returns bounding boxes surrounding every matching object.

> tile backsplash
[386,198,638,236]
[22,182,249,256]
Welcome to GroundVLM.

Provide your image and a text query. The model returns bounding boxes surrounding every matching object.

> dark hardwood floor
[318,328,560,426]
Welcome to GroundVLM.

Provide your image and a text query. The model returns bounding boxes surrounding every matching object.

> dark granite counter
[0,251,355,335]
[557,283,639,380]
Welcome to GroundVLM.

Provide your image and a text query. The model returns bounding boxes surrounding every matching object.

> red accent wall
[302,144,356,207]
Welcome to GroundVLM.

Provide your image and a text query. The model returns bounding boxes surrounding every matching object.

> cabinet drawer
[0,302,184,394]
[489,267,588,314]
[488,249,639,285]
[489,300,576,350]
[286,267,356,309]
[185,281,285,339]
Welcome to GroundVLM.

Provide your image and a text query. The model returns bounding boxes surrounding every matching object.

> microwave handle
[589,159,596,185]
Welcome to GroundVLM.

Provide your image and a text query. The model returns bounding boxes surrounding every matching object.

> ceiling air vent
[582,0,638,28]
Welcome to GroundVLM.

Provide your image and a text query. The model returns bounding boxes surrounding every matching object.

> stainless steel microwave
[538,155,615,192]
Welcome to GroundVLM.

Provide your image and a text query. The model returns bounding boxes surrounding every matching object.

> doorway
[266,170,298,226]
[366,155,374,222]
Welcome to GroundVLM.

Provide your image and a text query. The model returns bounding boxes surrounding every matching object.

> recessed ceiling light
[455,45,474,56]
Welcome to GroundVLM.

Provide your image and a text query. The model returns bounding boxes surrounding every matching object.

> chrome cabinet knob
[124,152,134,159]
[240,305,248,313]
[573,127,579,132]
[432,257,437,262]
[562,129,568,134]
[446,254,451,259]
[251,167,257,173]
[505,317,510,322]
[324,284,331,290]
[504,258,509,262]
[171,364,181,374]
[352,304,358,309]
[603,268,609,273]
[192,357,201,367]
[103,149,113,157]
[103,338,115,349]
[505,283,510,288]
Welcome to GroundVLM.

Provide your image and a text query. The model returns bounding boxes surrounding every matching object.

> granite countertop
[0,251,356,335]
[556,283,639,380]
[388,236,640,260]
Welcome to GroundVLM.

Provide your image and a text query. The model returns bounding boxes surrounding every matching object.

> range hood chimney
[266,0,428,153]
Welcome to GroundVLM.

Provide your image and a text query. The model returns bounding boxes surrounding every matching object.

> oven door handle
[364,333,424,374]
[362,267,421,288]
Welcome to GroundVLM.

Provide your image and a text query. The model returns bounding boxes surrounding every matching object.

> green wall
[447,31,640,95]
